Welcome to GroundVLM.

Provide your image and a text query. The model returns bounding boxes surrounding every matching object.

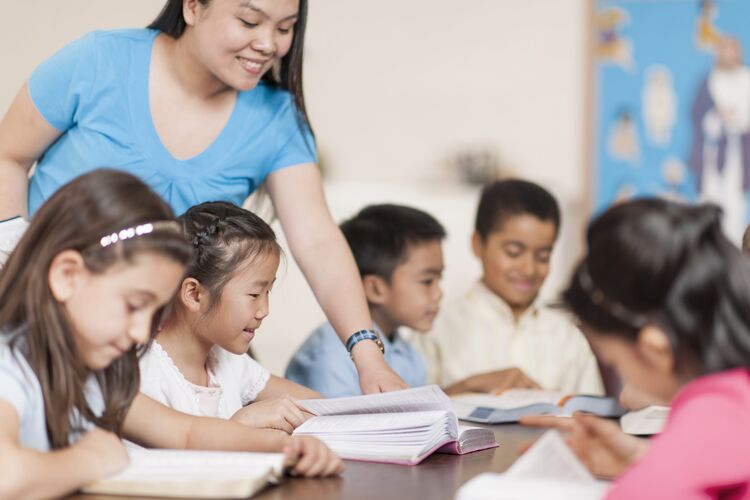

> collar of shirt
[471,280,541,325]
[373,323,408,355]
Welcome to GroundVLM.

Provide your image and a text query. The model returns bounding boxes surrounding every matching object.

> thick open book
[620,405,669,435]
[452,389,626,424]
[81,449,285,499]
[295,385,498,465]
[456,431,610,500]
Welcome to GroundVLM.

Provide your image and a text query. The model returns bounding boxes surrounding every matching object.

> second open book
[295,385,498,465]
[451,389,627,424]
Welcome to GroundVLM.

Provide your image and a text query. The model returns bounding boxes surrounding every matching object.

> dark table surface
[72,424,545,500]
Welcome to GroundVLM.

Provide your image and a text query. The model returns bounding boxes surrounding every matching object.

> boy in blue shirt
[285,204,445,397]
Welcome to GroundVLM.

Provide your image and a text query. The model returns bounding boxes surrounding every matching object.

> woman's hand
[283,436,344,477]
[72,427,130,478]
[267,166,407,395]
[231,395,312,434]
[353,341,409,394]
[520,413,649,479]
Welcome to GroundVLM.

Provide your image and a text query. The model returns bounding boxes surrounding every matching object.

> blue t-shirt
[285,323,427,398]
[27,29,316,216]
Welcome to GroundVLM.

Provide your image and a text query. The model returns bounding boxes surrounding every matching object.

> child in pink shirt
[536,198,750,499]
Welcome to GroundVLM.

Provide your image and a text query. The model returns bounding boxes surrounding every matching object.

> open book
[295,385,498,465]
[82,449,285,499]
[620,405,669,435]
[452,389,626,424]
[456,431,610,500]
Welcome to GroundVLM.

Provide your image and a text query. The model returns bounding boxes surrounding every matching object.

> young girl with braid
[0,172,341,499]
[139,201,322,435]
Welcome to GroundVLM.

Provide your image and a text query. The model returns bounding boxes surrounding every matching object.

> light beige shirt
[413,281,604,395]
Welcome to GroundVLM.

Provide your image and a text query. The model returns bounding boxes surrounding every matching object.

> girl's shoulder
[673,368,750,414]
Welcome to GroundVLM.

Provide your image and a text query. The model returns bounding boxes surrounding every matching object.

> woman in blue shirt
[0,0,405,394]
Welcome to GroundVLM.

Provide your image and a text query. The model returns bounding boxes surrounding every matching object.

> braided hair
[178,202,282,310]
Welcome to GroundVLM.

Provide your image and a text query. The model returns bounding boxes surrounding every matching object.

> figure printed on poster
[688,37,750,241]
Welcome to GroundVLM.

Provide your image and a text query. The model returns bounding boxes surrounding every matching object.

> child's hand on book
[73,427,130,478]
[461,367,542,394]
[231,395,313,434]
[283,436,344,477]
[519,413,649,479]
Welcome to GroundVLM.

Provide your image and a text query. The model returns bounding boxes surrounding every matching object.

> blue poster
[595,0,750,241]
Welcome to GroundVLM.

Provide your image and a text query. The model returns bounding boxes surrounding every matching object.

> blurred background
[3,0,690,375]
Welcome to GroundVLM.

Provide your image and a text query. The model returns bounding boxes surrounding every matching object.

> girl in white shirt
[140,201,321,434]
[0,171,341,499]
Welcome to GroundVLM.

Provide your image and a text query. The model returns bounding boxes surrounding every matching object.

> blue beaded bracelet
[345,329,385,359]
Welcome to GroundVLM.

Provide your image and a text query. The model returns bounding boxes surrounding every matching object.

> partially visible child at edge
[0,170,341,499]
[526,199,750,499]
[285,204,444,397]
[140,201,321,434]
[415,179,604,395]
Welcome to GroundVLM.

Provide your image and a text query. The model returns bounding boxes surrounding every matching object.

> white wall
[1,1,590,375]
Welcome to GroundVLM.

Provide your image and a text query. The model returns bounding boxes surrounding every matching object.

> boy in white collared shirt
[416,179,604,395]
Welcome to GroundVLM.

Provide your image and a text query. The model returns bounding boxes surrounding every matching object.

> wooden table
[74,425,545,500]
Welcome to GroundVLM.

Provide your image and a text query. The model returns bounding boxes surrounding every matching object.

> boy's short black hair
[341,204,446,282]
[475,179,560,240]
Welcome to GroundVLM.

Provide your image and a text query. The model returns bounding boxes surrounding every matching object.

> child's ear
[48,250,88,302]
[471,232,484,260]
[362,275,390,305]
[179,277,205,313]
[637,326,674,374]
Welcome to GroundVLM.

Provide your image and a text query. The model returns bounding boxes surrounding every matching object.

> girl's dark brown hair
[0,169,192,449]
[564,198,750,377]
[178,201,281,310]
[148,0,313,139]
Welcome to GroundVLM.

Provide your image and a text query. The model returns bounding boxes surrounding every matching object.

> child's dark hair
[0,169,192,449]
[179,202,281,309]
[475,179,560,240]
[564,198,750,377]
[340,204,446,282]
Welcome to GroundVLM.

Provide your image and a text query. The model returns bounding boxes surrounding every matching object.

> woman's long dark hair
[564,198,750,377]
[0,170,192,448]
[148,0,312,134]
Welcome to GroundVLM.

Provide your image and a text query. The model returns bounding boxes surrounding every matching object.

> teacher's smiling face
[184,0,299,91]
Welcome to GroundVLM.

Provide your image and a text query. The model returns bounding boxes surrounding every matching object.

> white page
[299,385,452,416]
[294,410,449,434]
[456,431,609,500]
[114,449,286,480]
[620,405,669,435]
[452,389,565,410]
[456,472,609,500]
[506,430,594,482]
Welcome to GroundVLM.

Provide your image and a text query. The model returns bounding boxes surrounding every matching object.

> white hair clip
[99,221,181,248]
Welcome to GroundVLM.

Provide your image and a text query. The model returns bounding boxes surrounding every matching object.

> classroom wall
[1,0,590,375]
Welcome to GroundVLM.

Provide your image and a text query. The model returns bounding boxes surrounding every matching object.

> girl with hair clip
[140,201,322,433]
[0,170,341,500]
[0,0,406,395]
[523,198,750,498]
